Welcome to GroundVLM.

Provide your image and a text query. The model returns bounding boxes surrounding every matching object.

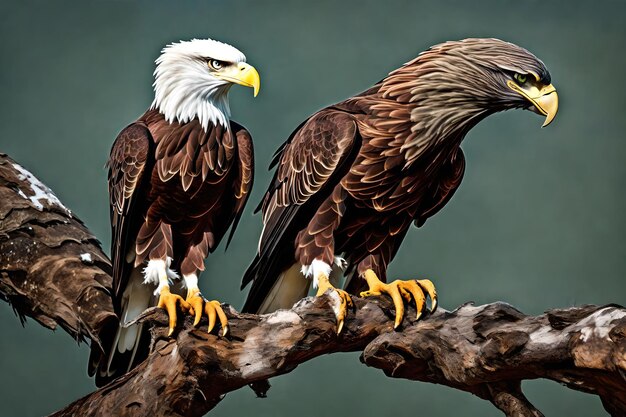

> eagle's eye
[513,73,528,85]
[208,59,224,71]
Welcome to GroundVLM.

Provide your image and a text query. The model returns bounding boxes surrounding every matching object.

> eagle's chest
[149,155,236,212]
[148,135,238,224]
[148,118,237,203]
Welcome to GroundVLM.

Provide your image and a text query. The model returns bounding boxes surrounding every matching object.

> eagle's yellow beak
[507,80,558,127]
[217,62,261,97]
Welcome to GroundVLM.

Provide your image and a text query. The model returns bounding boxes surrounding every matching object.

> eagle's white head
[151,38,260,130]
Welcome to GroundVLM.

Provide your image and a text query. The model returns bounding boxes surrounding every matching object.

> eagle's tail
[241,248,310,314]
[242,259,347,314]
[89,267,152,386]
[256,263,311,314]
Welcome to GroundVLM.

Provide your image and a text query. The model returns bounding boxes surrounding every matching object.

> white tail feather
[257,257,348,314]
[258,263,310,314]
[106,268,153,375]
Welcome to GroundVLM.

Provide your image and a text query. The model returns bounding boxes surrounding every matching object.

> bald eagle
[241,38,558,332]
[89,38,260,385]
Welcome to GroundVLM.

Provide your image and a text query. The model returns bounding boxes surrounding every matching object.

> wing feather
[107,123,153,309]
[241,109,361,310]
[225,121,254,248]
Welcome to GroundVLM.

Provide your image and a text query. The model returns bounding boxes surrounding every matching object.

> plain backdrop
[1,1,625,416]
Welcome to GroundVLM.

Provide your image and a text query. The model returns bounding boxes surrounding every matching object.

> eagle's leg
[313,267,354,334]
[183,273,229,336]
[360,269,437,329]
[297,187,353,333]
[149,260,192,337]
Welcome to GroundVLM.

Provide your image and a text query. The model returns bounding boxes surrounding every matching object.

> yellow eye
[514,73,527,84]
[208,59,223,70]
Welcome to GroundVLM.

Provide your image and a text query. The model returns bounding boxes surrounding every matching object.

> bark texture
[1,153,624,417]
[51,300,626,417]
[0,154,115,351]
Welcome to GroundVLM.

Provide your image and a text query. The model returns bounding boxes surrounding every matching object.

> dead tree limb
[1,153,625,417]
[0,153,115,350]
[50,299,626,417]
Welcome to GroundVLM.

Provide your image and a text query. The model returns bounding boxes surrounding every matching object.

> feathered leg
[297,186,353,333]
[180,231,229,336]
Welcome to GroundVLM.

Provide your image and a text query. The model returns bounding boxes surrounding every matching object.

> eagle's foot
[316,274,354,334]
[360,269,437,329]
[186,288,229,336]
[157,286,192,337]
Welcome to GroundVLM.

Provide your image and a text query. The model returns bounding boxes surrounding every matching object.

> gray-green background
[1,1,624,416]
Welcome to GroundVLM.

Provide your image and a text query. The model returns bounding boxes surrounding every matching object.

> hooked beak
[216,62,260,97]
[507,81,559,127]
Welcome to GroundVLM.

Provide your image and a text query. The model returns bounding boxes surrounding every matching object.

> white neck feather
[150,50,232,130]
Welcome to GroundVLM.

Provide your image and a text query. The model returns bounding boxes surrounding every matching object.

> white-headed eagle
[241,38,558,333]
[90,38,260,385]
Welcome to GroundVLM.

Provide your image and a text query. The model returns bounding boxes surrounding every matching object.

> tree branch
[1,153,625,417]
[0,154,115,350]
[362,302,626,416]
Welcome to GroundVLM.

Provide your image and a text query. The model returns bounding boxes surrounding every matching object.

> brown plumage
[92,110,253,385]
[110,110,254,304]
[242,38,557,317]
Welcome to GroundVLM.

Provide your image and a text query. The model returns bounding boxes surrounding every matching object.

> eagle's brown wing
[107,123,153,312]
[225,121,254,247]
[241,109,361,312]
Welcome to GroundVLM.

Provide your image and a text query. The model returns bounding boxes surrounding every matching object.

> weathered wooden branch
[50,299,626,417]
[1,153,625,417]
[0,154,115,350]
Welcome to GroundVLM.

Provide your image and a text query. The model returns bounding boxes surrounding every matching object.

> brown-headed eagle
[241,38,557,333]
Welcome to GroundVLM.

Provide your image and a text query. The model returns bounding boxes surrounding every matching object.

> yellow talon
[316,272,353,334]
[207,302,217,333]
[186,288,229,336]
[361,269,437,329]
[186,289,205,327]
[206,300,229,337]
[157,286,192,336]
[416,279,437,311]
